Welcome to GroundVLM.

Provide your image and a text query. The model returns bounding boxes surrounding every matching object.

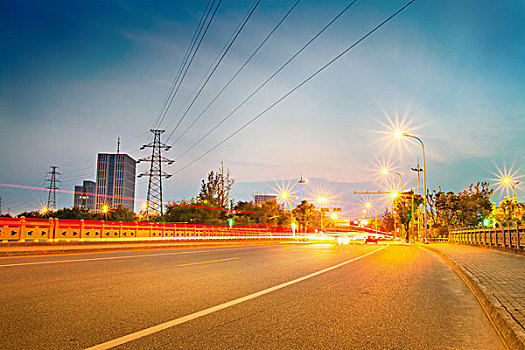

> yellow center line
[177,257,239,267]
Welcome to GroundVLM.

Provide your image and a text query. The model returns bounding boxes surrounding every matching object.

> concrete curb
[422,245,525,350]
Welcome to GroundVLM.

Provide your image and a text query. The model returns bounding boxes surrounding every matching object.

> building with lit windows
[73,180,96,210]
[253,194,277,206]
[95,153,136,212]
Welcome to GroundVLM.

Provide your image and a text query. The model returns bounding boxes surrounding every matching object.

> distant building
[73,180,96,210]
[253,194,277,206]
[95,153,136,212]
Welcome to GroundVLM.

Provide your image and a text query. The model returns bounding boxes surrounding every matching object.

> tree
[235,199,290,226]
[54,207,94,220]
[104,205,136,221]
[163,199,223,225]
[292,200,320,232]
[456,182,493,227]
[17,210,43,218]
[198,162,234,208]
[492,197,525,223]
[379,208,395,232]
[392,194,423,239]
[427,182,493,229]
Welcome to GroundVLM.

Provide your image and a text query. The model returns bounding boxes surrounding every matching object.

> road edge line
[84,245,387,350]
[422,245,525,350]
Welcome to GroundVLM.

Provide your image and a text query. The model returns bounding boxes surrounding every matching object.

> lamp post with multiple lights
[298,175,307,202]
[394,130,428,243]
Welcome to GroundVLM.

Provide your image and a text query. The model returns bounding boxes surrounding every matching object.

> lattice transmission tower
[138,130,174,216]
[45,166,61,211]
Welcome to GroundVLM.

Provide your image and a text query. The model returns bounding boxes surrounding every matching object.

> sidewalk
[426,243,525,349]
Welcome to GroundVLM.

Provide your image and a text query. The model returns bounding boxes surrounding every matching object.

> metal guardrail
[449,224,524,250]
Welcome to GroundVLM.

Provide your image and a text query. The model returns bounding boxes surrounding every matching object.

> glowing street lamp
[502,177,520,198]
[40,206,49,215]
[381,168,404,191]
[395,130,428,243]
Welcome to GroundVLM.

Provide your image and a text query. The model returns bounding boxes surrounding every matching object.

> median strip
[84,245,387,350]
[177,257,239,267]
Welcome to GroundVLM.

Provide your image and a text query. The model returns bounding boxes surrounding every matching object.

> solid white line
[84,245,387,350]
[0,246,262,268]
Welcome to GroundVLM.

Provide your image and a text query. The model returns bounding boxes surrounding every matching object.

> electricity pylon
[138,130,174,216]
[45,166,61,211]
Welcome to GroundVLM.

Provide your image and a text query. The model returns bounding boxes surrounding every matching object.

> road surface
[0,243,504,349]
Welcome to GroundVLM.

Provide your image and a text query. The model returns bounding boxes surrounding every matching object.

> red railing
[0,217,387,242]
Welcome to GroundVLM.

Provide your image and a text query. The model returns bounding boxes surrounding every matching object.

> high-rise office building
[95,153,136,212]
[73,180,96,210]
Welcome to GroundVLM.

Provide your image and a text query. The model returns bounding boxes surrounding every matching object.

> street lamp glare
[502,177,510,184]
[317,197,327,204]
[281,192,288,199]
[365,202,372,208]
[394,130,404,138]
[390,191,399,198]
[381,168,389,175]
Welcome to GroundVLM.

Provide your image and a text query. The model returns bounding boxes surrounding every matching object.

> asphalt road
[0,243,504,349]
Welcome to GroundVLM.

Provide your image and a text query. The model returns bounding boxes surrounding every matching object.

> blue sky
[1,0,524,216]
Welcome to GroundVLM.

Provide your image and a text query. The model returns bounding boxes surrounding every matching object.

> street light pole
[298,175,307,202]
[401,132,428,243]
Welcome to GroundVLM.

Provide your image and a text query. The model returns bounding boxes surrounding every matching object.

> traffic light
[482,218,491,227]
[228,218,233,228]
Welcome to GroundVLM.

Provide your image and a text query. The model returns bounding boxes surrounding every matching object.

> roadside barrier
[0,217,286,242]
[449,222,524,251]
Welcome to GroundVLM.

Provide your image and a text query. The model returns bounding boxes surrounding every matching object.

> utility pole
[138,130,174,216]
[0,197,2,215]
[45,166,61,211]
[411,160,423,195]
[411,160,423,240]
[117,135,120,154]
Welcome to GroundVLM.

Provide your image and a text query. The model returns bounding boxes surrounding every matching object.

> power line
[173,0,359,159]
[173,0,416,175]
[154,0,222,130]
[152,0,214,130]
[171,0,303,145]
[165,0,262,142]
